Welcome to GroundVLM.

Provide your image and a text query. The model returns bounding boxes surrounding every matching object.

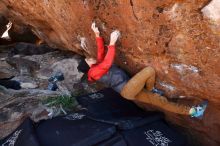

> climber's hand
[6,22,12,30]
[109,30,120,45]
[91,22,100,37]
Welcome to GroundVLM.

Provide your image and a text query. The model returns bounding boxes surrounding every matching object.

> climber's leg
[120,66,190,115]
[135,90,191,115]
[120,66,155,100]
[120,66,208,118]
[136,91,209,117]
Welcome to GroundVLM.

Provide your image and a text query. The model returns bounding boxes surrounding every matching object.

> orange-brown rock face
[0,0,220,145]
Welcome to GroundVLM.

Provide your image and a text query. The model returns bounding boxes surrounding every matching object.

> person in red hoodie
[77,22,208,119]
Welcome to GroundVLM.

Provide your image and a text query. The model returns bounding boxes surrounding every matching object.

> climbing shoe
[189,100,208,119]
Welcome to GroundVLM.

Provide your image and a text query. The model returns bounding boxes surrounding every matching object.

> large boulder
[0,1,220,145]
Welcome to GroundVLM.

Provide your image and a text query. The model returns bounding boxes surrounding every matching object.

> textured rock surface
[0,0,220,145]
[0,46,103,139]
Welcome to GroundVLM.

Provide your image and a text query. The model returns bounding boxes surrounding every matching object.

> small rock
[20,83,38,89]
[12,76,38,89]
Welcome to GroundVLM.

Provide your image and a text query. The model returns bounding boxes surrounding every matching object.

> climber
[77,22,208,119]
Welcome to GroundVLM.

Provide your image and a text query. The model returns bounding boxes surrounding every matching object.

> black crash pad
[36,112,116,146]
[77,88,163,130]
[121,119,187,146]
[0,118,40,146]
[95,134,127,146]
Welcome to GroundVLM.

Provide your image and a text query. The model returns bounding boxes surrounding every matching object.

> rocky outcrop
[0,47,101,139]
[0,0,220,145]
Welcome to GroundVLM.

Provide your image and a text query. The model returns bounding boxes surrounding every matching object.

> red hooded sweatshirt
[87,37,115,81]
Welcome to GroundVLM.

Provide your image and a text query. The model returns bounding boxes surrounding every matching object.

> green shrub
[43,95,78,111]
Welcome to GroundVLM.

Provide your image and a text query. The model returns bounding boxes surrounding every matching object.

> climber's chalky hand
[110,30,120,45]
[7,22,12,30]
[91,22,100,37]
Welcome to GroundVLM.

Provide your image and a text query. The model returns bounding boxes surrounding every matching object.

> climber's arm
[88,45,115,81]
[91,22,105,63]
[96,37,105,63]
